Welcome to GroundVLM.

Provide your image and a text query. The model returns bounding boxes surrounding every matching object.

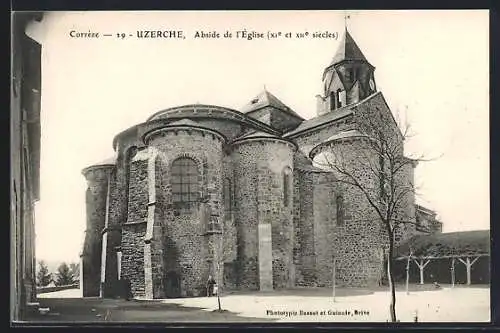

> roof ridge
[241,90,304,120]
[284,91,383,138]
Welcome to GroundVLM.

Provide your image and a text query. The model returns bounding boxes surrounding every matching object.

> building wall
[86,97,424,295]
[312,172,338,286]
[86,105,422,295]
[246,107,302,133]
[293,169,316,285]
[293,116,355,158]
[81,167,112,297]
[352,93,418,246]
[11,12,42,321]
[313,138,386,287]
[11,22,24,318]
[231,141,259,289]
[222,155,238,290]
[195,119,243,141]
[232,139,295,290]
[100,170,121,297]
[121,153,149,297]
[121,128,226,298]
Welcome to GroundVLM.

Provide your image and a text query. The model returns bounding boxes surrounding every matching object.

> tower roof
[329,29,369,66]
[241,89,304,120]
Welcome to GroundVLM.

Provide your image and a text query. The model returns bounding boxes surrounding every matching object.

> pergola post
[332,257,336,302]
[413,259,430,285]
[405,252,412,295]
[458,256,480,285]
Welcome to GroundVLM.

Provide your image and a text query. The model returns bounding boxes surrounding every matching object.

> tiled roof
[395,230,490,259]
[241,90,304,120]
[284,106,354,137]
[234,130,281,141]
[284,92,383,137]
[322,129,367,143]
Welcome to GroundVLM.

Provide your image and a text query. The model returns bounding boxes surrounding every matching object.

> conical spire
[329,29,368,66]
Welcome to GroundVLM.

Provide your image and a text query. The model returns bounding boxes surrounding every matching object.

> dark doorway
[164,271,181,298]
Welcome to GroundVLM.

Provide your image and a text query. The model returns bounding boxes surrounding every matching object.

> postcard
[11,10,490,324]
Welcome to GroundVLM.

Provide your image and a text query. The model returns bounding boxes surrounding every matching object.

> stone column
[101,171,122,298]
[99,174,112,297]
[81,165,112,297]
[144,150,165,299]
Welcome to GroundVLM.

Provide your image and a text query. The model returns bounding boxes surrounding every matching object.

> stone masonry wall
[195,119,243,141]
[232,142,259,289]
[101,170,120,297]
[82,167,111,297]
[146,153,165,298]
[352,92,418,247]
[147,129,224,297]
[312,172,338,287]
[232,139,295,290]
[293,92,417,287]
[313,139,386,287]
[293,170,316,286]
[103,144,139,297]
[222,155,237,290]
[292,169,338,287]
[121,223,146,297]
[293,116,355,158]
[121,157,148,297]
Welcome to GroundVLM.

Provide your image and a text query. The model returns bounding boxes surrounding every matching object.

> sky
[25,10,489,263]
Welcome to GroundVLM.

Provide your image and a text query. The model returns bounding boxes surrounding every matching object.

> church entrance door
[164,271,181,298]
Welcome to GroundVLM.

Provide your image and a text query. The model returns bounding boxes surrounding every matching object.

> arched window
[171,157,199,210]
[336,89,342,108]
[336,194,344,226]
[223,177,233,219]
[283,167,292,207]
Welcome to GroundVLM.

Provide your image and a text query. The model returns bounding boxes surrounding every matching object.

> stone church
[81,29,441,299]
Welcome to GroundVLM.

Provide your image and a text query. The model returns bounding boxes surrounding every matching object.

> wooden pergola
[394,230,490,287]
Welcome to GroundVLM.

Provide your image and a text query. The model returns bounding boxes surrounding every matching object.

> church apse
[81,29,438,298]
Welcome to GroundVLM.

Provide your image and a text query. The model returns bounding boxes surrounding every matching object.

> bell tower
[316,28,377,116]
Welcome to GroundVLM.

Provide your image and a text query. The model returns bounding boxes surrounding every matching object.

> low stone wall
[36,284,79,294]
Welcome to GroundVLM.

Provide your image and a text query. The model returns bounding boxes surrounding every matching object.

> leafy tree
[36,260,52,287]
[55,262,76,286]
[69,262,80,285]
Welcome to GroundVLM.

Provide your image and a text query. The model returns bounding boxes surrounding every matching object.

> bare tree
[316,109,430,322]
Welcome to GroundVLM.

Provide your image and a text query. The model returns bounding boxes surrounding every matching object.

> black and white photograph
[11,10,490,324]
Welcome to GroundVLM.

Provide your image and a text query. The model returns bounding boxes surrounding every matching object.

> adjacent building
[11,12,43,320]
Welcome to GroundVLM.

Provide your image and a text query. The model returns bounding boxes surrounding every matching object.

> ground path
[32,284,489,323]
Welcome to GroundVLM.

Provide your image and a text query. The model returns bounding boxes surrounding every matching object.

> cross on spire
[344,11,351,31]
